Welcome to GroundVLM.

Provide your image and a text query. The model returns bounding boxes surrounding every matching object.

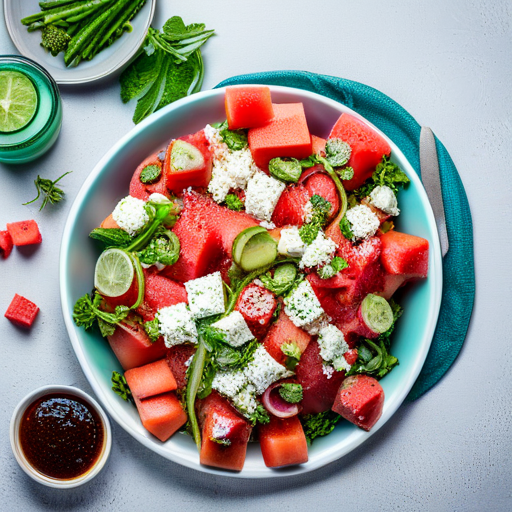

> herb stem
[186,338,207,451]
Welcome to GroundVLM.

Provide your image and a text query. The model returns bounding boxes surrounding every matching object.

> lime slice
[94,248,134,298]
[0,71,38,133]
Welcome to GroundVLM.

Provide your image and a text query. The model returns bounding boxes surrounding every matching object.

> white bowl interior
[4,0,155,84]
[60,86,443,478]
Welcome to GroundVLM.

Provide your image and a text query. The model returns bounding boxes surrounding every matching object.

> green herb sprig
[111,371,134,403]
[23,172,72,211]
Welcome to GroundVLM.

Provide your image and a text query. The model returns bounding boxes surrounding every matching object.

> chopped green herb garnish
[143,318,160,343]
[260,263,298,296]
[137,228,180,267]
[301,410,341,445]
[216,121,248,151]
[224,193,244,211]
[299,194,331,244]
[278,383,303,403]
[317,256,349,279]
[339,215,354,240]
[281,342,301,371]
[23,171,72,211]
[354,155,410,198]
[112,371,134,403]
[139,164,162,184]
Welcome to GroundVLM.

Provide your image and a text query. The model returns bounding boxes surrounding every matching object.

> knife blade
[420,127,449,257]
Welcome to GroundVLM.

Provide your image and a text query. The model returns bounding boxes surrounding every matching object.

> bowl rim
[59,85,443,478]
[10,384,112,488]
[3,0,156,85]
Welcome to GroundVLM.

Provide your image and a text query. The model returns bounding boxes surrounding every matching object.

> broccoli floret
[41,25,71,57]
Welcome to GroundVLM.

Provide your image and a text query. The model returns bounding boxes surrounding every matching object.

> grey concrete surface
[1,1,511,511]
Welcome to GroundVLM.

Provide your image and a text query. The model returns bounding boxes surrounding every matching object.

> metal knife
[420,127,449,257]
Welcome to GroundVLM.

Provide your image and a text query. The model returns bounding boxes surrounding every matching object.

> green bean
[65,2,105,23]
[186,339,207,451]
[43,0,112,25]
[97,0,143,48]
[39,0,79,10]
[64,0,127,66]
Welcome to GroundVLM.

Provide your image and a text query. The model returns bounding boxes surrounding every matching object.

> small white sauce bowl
[10,385,112,488]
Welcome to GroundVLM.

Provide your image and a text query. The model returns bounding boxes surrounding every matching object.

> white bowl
[3,0,155,84]
[10,385,112,488]
[60,85,443,478]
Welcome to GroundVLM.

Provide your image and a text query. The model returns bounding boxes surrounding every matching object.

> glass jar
[0,55,62,164]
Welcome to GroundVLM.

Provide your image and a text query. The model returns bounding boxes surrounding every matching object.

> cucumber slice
[360,294,394,334]
[170,140,204,171]
[233,226,277,271]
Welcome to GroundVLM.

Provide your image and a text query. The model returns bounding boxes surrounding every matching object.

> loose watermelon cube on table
[248,103,312,170]
[4,294,39,328]
[6,220,42,246]
[0,230,13,258]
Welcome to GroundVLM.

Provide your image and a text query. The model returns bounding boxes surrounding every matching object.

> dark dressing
[19,393,104,480]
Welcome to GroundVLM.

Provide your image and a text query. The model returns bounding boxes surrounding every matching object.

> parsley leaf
[224,194,244,211]
[301,411,341,445]
[339,215,354,240]
[259,263,298,296]
[354,155,410,198]
[299,194,331,244]
[279,383,303,403]
[249,404,270,426]
[111,371,134,404]
[217,121,248,151]
[143,318,161,343]
[317,256,349,279]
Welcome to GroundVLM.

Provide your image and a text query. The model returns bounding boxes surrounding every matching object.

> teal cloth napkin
[216,71,475,400]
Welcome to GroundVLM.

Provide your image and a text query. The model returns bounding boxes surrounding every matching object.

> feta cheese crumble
[211,416,232,441]
[245,172,286,222]
[244,345,293,395]
[205,124,259,202]
[212,369,248,398]
[322,364,335,380]
[317,324,349,363]
[278,227,306,258]
[299,230,337,269]
[185,271,226,319]
[231,384,259,417]
[211,311,254,347]
[303,200,314,224]
[369,185,400,216]
[345,204,380,241]
[112,196,149,236]
[156,303,198,347]
[260,220,276,230]
[284,280,325,328]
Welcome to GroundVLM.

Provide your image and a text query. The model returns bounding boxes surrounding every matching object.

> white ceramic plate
[3,0,155,84]
[60,86,443,478]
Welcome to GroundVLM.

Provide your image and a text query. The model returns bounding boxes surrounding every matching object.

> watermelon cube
[225,86,274,130]
[235,283,277,340]
[379,230,429,278]
[6,220,42,246]
[198,392,252,471]
[4,294,39,328]
[263,309,311,365]
[329,113,391,190]
[0,230,13,258]
[303,173,339,220]
[129,150,168,201]
[271,184,310,227]
[100,213,120,229]
[258,415,308,468]
[107,319,166,370]
[332,375,384,432]
[124,359,177,400]
[133,392,187,442]
[166,344,196,389]
[295,340,346,415]
[311,134,326,156]
[248,103,312,170]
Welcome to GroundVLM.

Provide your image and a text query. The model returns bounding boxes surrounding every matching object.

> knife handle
[420,127,449,257]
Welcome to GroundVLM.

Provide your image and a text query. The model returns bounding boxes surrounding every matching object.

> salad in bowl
[61,85,442,476]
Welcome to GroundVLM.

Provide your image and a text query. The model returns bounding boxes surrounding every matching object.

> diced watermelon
[164,130,212,192]
[198,391,252,471]
[133,392,187,442]
[263,308,311,365]
[311,134,326,156]
[137,270,188,320]
[124,359,177,400]
[0,230,13,258]
[344,349,358,366]
[6,220,42,246]
[379,230,429,278]
[166,344,196,389]
[129,150,168,201]
[4,294,39,328]
[102,274,139,311]
[295,340,346,414]
[248,103,312,170]
[329,113,391,190]
[258,415,308,468]
[100,213,120,229]
[304,173,340,220]
[163,192,258,282]
[225,86,274,130]
[332,375,384,432]
[271,184,310,227]
[107,319,166,371]
[235,283,277,340]
[361,197,391,224]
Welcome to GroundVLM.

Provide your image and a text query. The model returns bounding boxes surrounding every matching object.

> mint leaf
[339,215,354,240]
[225,194,244,211]
[120,51,160,104]
[89,228,133,248]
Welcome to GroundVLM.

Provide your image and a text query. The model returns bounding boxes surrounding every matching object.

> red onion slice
[262,382,301,418]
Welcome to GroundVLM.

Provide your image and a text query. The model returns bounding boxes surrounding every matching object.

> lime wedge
[94,248,134,298]
[0,70,38,133]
